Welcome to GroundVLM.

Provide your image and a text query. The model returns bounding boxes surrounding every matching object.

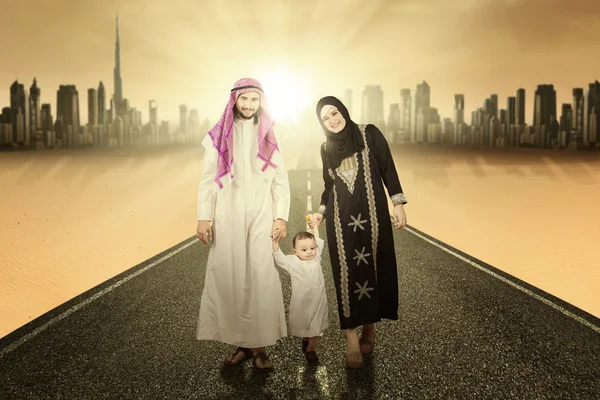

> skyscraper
[149,100,158,126]
[30,78,41,131]
[113,14,123,116]
[414,81,430,143]
[56,85,80,141]
[399,89,411,140]
[10,80,30,143]
[533,84,557,147]
[180,104,188,134]
[88,88,98,126]
[361,85,384,126]
[98,81,106,125]
[453,94,465,145]
[516,88,525,126]
[585,81,600,144]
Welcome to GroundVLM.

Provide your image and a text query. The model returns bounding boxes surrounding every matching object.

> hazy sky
[1,0,600,125]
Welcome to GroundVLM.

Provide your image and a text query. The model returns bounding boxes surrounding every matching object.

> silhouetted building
[361,85,384,126]
[30,78,41,132]
[113,14,124,116]
[10,80,30,143]
[149,100,158,126]
[516,88,525,125]
[399,89,411,141]
[98,81,106,125]
[179,104,188,134]
[414,81,430,143]
[88,88,98,126]
[453,94,464,145]
[584,81,600,144]
[533,84,557,147]
[56,85,80,143]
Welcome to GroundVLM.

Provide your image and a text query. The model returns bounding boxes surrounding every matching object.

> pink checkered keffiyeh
[207,77,279,189]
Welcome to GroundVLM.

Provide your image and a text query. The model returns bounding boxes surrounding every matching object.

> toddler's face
[293,238,317,261]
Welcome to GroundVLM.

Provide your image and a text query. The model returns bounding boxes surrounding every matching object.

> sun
[256,66,313,124]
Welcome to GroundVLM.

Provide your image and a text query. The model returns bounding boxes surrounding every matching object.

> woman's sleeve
[318,142,334,215]
[369,124,407,206]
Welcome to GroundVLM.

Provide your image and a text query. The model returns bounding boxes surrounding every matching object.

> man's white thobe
[196,117,290,348]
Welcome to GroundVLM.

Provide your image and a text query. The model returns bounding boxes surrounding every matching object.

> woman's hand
[393,204,406,230]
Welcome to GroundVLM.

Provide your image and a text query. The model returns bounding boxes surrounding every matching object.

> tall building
[387,103,400,142]
[585,81,600,144]
[10,80,30,143]
[507,96,516,126]
[98,81,106,125]
[489,94,498,119]
[88,88,98,126]
[179,104,188,134]
[361,85,384,126]
[572,88,584,139]
[533,84,557,146]
[149,100,158,125]
[453,94,465,145]
[399,89,411,138]
[56,85,80,141]
[40,104,53,133]
[414,81,430,143]
[30,78,41,131]
[113,14,123,116]
[516,88,525,125]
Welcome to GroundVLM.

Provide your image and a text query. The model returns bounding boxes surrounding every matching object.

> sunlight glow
[257,65,313,124]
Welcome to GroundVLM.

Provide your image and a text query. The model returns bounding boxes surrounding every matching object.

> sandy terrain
[0,142,599,338]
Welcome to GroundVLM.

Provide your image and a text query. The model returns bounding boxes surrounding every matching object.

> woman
[309,96,408,369]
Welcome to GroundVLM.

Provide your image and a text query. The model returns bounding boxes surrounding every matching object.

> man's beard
[235,106,260,121]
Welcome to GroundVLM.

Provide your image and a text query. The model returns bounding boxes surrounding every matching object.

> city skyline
[2,0,600,124]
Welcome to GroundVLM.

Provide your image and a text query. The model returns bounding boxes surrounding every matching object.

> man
[196,77,290,373]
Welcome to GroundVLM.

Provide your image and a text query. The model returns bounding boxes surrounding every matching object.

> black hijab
[316,96,365,169]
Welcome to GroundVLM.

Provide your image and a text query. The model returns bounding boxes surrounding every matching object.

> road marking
[0,238,198,358]
[307,180,311,191]
[403,224,600,334]
[306,195,312,211]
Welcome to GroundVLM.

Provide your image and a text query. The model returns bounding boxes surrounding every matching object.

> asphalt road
[1,163,600,399]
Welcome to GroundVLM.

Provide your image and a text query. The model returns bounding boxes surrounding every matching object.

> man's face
[235,91,261,120]
[320,105,346,133]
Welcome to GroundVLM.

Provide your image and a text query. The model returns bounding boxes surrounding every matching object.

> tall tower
[113,14,123,116]
[30,77,41,131]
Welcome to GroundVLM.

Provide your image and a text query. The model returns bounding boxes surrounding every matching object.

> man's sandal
[252,352,274,373]
[223,347,253,366]
[301,338,309,353]
[305,350,319,365]
[359,338,374,355]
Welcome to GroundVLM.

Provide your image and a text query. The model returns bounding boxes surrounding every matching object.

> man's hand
[272,219,287,240]
[393,204,407,230]
[197,220,213,244]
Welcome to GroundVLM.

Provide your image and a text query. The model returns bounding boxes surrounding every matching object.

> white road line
[402,224,600,334]
[307,171,311,178]
[0,238,198,358]
[307,180,311,191]
[306,195,312,211]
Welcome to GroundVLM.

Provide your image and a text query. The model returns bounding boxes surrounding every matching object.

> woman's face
[320,105,346,134]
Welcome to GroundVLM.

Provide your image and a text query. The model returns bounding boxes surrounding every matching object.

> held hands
[307,213,323,229]
[271,218,287,242]
[393,204,407,230]
[197,220,212,244]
